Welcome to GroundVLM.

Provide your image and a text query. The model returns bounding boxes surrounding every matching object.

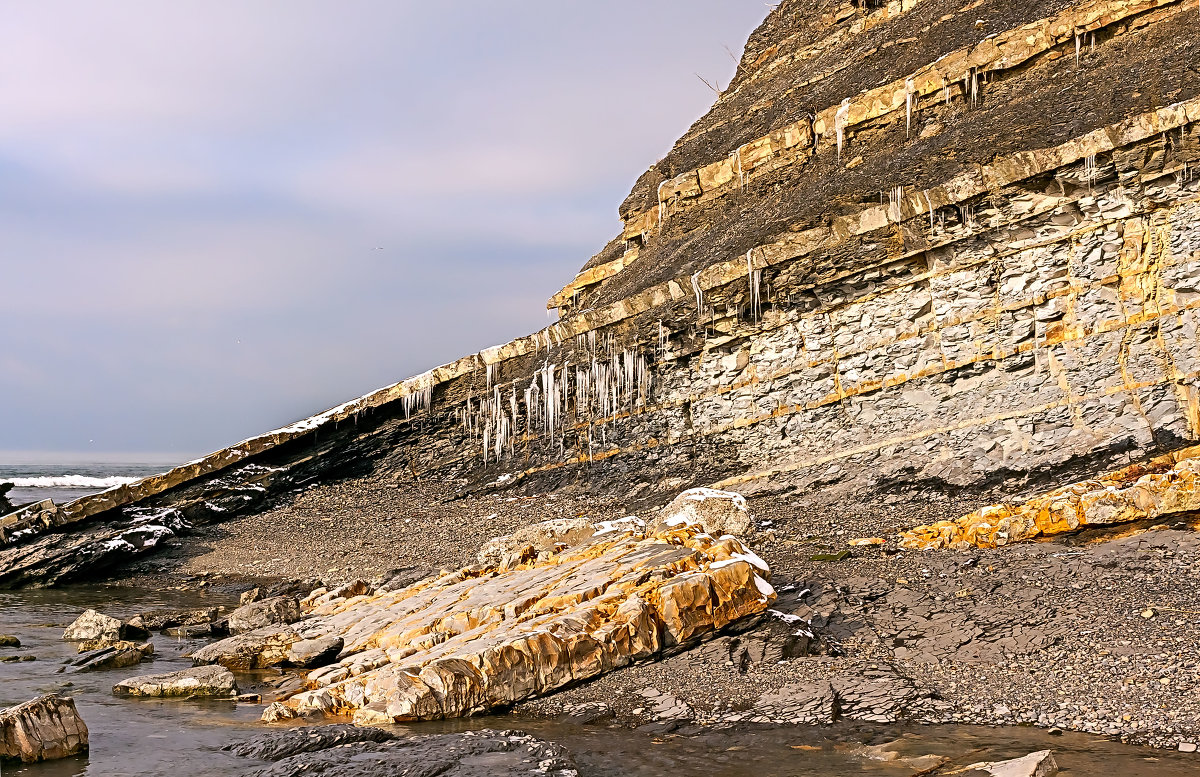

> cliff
[3,0,1200,586]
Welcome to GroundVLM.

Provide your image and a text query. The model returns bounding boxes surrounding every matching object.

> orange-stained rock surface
[258,520,773,723]
[0,695,88,764]
[902,445,1200,549]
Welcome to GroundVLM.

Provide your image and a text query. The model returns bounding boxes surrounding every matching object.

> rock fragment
[68,641,153,673]
[227,596,301,635]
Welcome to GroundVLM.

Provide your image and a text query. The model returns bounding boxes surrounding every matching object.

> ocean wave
[7,475,140,489]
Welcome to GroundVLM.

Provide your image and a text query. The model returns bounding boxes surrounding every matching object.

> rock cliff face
[2,0,1200,584]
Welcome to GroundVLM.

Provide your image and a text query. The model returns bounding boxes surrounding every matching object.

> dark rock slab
[221,725,395,760]
[233,728,577,777]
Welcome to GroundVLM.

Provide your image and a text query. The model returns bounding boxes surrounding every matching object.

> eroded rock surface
[68,641,153,673]
[219,520,772,723]
[228,596,301,635]
[0,695,88,764]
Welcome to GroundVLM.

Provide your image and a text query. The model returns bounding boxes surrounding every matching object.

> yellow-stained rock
[901,445,1200,549]
[263,521,772,722]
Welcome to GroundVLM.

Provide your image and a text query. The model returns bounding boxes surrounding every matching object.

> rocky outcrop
[230,728,577,777]
[0,695,88,764]
[903,444,1200,548]
[965,750,1059,777]
[221,725,396,760]
[112,665,237,697]
[192,516,773,723]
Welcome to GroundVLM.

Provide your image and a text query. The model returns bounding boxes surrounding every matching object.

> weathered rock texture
[903,443,1200,547]
[0,695,88,764]
[3,0,1200,586]
[112,665,237,698]
[196,521,772,722]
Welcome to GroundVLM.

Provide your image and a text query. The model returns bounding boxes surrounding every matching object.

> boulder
[0,635,19,648]
[62,609,146,642]
[62,609,122,642]
[0,694,88,763]
[263,521,772,722]
[189,626,301,670]
[284,636,343,668]
[227,596,301,635]
[112,665,237,697]
[68,641,153,673]
[231,728,576,777]
[964,750,1059,777]
[653,488,753,536]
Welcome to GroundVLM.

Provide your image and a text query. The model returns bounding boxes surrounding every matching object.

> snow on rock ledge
[243,515,773,723]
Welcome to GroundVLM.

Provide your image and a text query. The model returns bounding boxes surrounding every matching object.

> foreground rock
[903,446,1200,549]
[0,695,88,763]
[197,515,772,723]
[654,488,753,537]
[113,665,237,697]
[229,727,576,777]
[68,641,153,673]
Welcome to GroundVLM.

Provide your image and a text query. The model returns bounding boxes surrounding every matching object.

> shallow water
[1,586,1196,776]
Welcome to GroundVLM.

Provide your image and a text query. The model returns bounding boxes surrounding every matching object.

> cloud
[0,1,769,453]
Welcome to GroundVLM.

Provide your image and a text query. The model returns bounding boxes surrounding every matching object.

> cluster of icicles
[456,333,655,464]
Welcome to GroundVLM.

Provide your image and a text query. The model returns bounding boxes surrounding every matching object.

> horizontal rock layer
[902,444,1200,548]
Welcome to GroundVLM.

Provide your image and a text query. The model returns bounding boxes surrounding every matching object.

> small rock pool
[2,586,1196,776]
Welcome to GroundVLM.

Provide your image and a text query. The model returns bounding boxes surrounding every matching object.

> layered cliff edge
[4,0,1200,588]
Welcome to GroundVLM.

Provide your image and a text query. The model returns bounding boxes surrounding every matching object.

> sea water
[0,457,186,509]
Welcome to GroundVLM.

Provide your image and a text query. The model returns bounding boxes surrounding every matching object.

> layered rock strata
[903,443,1200,548]
[194,520,773,722]
[2,0,1200,586]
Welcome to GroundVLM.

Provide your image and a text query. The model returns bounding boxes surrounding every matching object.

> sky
[0,1,768,461]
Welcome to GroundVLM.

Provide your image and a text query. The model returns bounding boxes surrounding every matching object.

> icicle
[729,147,744,190]
[1083,154,1097,189]
[691,270,705,321]
[486,363,494,391]
[942,81,951,106]
[745,249,761,323]
[835,98,851,162]
[887,185,905,223]
[905,77,916,138]
[657,179,670,226]
[1074,30,1082,64]
[923,190,935,231]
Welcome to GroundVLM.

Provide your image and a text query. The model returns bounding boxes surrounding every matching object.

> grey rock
[228,596,301,635]
[112,664,237,697]
[62,610,122,642]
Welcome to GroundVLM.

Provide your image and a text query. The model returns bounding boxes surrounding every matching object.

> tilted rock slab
[0,694,88,764]
[902,446,1200,549]
[248,523,773,723]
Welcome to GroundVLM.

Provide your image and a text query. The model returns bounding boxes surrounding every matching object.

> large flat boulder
[112,665,237,697]
[262,520,772,723]
[0,694,88,764]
